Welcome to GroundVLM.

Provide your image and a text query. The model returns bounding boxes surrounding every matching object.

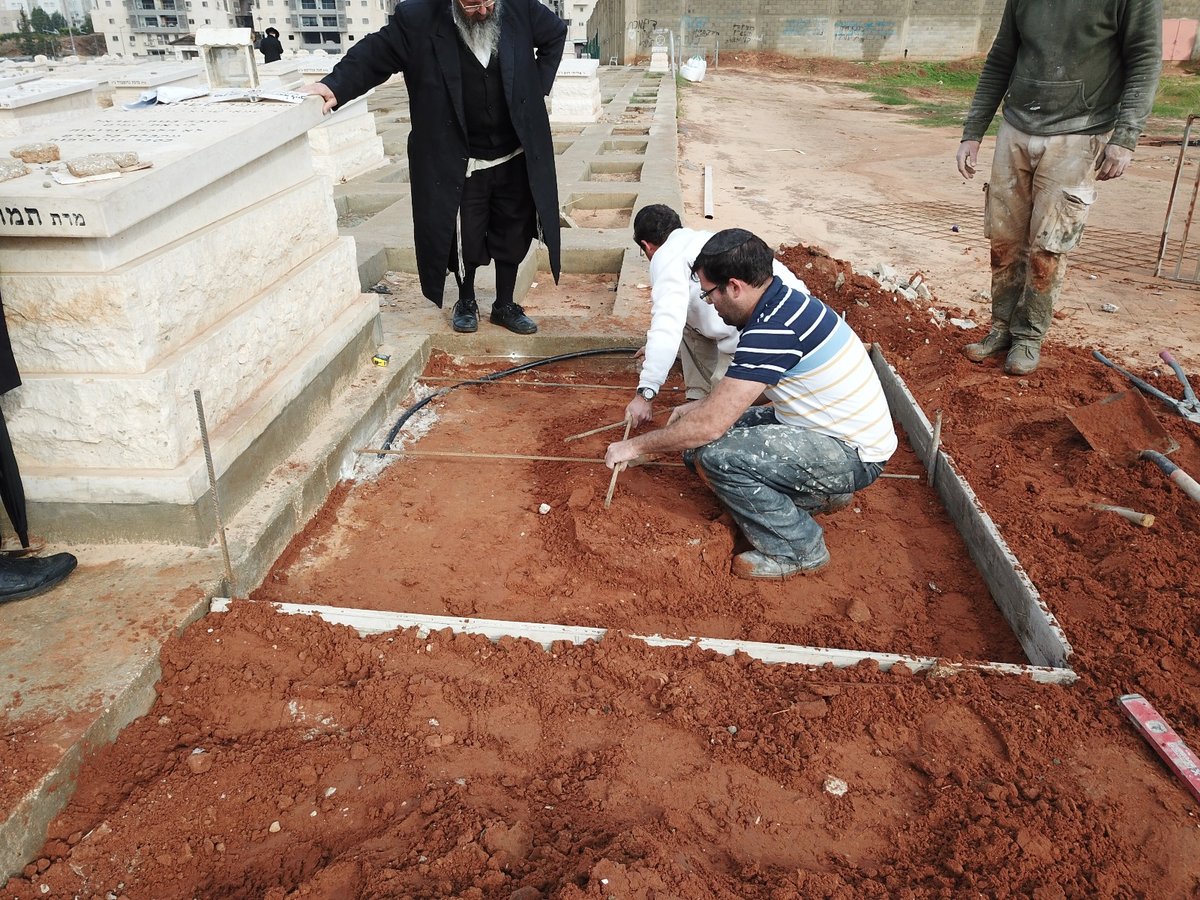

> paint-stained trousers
[687,407,885,563]
[985,121,1108,345]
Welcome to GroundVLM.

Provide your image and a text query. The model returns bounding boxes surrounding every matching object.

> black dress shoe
[490,302,537,335]
[451,297,478,333]
[0,552,77,605]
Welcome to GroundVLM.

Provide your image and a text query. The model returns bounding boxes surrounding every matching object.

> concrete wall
[589,0,1200,64]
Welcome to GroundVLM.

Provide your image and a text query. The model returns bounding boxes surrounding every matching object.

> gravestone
[0,97,380,544]
[0,80,96,138]
[307,93,386,184]
[109,63,205,106]
[648,33,671,73]
[550,58,601,123]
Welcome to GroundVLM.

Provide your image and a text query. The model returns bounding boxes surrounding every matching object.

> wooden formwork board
[209,599,1075,685]
[870,344,1074,675]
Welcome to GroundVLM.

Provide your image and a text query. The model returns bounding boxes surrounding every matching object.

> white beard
[451,0,502,66]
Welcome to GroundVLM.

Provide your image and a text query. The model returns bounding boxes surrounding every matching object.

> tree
[17,9,35,55]
[49,12,68,32]
[30,6,51,34]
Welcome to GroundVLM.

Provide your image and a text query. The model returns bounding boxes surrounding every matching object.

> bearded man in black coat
[304,0,566,335]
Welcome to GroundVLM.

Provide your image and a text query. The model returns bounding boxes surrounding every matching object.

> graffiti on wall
[728,22,755,45]
[682,15,719,41]
[781,18,826,37]
[626,18,658,49]
[834,20,897,42]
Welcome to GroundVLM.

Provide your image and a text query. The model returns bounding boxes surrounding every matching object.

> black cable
[378,347,639,456]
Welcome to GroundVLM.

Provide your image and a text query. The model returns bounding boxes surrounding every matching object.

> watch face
[640,388,655,401]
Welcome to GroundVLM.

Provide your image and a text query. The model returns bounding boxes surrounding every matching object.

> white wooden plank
[208,599,1076,685]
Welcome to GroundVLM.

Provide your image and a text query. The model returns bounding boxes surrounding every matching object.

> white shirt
[638,227,809,394]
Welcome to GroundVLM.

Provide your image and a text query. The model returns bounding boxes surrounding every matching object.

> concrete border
[870,344,1074,672]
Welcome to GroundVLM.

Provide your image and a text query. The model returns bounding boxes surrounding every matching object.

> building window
[142,15,157,25]
[321,15,336,25]
[162,15,177,25]
[361,16,366,22]
[269,15,276,22]
[108,17,114,22]
[301,14,317,25]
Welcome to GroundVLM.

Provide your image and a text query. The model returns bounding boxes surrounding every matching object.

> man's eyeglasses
[698,282,725,303]
[459,0,495,11]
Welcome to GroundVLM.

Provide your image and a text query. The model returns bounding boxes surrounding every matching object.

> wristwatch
[637,386,657,401]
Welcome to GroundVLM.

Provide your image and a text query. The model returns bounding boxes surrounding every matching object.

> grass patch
[841,59,1199,136]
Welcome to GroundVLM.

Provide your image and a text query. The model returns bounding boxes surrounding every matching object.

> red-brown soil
[4,246,1200,898]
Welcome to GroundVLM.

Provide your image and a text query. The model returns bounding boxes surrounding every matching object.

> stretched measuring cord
[377,347,640,457]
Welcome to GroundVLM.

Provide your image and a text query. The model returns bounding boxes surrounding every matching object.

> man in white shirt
[625,205,809,427]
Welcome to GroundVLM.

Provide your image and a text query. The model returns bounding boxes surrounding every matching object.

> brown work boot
[1004,342,1041,376]
[962,326,1011,363]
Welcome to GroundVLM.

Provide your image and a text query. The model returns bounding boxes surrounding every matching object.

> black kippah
[702,228,754,255]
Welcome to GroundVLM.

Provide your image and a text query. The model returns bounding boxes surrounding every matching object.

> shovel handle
[1159,350,1198,406]
[1093,350,1179,407]
[1142,450,1200,506]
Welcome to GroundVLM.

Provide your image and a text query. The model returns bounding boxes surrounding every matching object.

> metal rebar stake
[194,389,237,598]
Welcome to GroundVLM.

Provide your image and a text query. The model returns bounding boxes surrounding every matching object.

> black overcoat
[322,0,566,305]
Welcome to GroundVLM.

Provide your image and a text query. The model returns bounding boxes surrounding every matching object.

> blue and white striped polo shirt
[727,277,897,463]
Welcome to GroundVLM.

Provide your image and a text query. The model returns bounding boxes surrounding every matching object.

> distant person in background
[0,294,77,605]
[956,0,1162,376]
[301,0,567,335]
[259,28,283,64]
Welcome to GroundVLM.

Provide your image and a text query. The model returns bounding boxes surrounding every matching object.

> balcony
[288,0,343,10]
[290,12,346,30]
[131,15,190,31]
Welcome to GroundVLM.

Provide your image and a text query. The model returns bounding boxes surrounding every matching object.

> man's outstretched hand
[300,82,339,115]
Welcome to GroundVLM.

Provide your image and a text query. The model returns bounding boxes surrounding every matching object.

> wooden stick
[880,473,922,480]
[927,409,943,489]
[563,417,633,442]
[355,447,686,467]
[1088,503,1155,528]
[563,406,671,443]
[604,419,633,508]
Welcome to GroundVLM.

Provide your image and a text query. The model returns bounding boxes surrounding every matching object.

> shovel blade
[1067,389,1180,465]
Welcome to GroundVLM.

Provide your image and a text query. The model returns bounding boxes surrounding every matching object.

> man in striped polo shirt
[605,229,896,580]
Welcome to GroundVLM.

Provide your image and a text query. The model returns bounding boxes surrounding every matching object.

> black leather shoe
[0,552,77,604]
[451,297,478,333]
[490,302,538,335]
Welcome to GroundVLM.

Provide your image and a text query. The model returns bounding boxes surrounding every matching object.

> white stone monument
[648,32,671,73]
[196,26,258,90]
[307,93,386,184]
[550,58,601,123]
[109,63,205,106]
[0,97,379,543]
[0,80,96,139]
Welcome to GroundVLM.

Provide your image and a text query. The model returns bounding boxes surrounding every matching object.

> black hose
[378,347,639,456]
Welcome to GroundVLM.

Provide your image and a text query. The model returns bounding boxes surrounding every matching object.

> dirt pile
[5,244,1200,898]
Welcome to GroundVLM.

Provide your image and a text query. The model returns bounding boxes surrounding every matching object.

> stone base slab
[21,298,383,544]
[6,238,367,471]
[1,175,338,375]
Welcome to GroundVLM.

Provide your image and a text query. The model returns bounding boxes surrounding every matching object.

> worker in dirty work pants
[956,0,1162,376]
[605,229,897,581]
[625,204,811,428]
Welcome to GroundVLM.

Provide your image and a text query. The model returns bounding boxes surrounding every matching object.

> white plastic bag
[680,56,707,82]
